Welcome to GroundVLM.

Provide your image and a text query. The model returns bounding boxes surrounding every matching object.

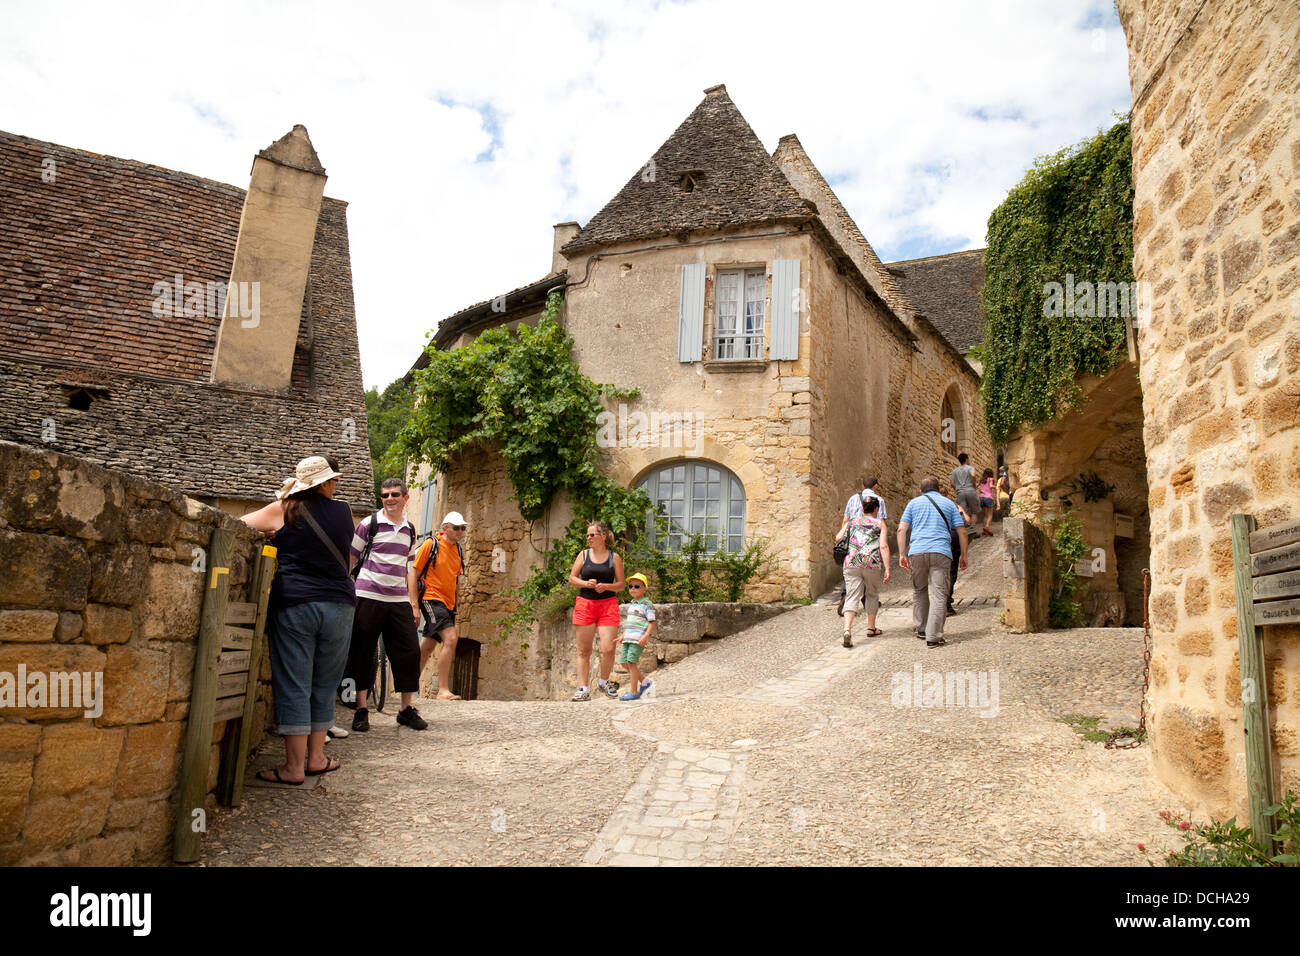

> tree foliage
[980,119,1135,445]
[365,378,415,500]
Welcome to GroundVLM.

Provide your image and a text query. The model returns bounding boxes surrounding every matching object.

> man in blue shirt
[896,476,968,646]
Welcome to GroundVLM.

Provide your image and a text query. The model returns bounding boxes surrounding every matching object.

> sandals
[257,767,303,786]
[304,758,341,776]
[842,632,853,648]
[867,628,883,636]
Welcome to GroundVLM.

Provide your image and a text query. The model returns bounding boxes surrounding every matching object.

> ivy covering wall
[979,119,1135,445]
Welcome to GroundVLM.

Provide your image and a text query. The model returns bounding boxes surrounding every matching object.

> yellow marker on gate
[208,566,230,590]
[261,545,278,558]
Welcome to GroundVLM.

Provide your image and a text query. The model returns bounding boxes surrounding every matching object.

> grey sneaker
[599,679,620,698]
[571,687,591,701]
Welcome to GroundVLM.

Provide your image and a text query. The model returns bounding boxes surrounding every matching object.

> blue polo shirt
[899,492,965,558]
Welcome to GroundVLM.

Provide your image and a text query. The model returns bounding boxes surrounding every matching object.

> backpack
[351,512,415,582]
[414,533,465,599]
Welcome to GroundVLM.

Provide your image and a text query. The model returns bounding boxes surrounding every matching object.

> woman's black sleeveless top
[578,548,616,601]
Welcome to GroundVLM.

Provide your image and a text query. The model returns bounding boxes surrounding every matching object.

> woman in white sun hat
[242,456,356,784]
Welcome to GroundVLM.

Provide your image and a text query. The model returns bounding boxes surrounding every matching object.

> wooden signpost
[173,532,278,863]
[1230,514,1300,852]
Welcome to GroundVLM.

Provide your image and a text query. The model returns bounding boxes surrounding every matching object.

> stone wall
[0,441,270,864]
[1002,518,1054,632]
[543,601,793,700]
[1118,0,1300,815]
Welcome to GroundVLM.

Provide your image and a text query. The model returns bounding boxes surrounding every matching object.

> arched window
[941,384,965,459]
[637,461,746,553]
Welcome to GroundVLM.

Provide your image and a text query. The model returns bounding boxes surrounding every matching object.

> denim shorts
[267,600,355,735]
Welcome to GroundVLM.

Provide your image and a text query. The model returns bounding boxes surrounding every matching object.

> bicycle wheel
[374,637,388,713]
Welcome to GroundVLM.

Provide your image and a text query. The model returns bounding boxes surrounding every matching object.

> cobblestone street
[203,534,1184,866]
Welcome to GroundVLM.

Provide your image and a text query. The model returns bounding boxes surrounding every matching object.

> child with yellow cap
[618,573,656,700]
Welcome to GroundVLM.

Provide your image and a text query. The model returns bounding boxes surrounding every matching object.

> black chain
[1105,568,1151,749]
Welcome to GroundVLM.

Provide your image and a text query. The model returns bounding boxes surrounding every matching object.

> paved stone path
[202,526,1183,866]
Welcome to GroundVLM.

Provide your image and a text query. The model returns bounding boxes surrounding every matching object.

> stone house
[407,85,993,699]
[0,125,374,515]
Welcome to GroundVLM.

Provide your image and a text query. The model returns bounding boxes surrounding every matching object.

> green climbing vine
[392,292,775,645]
[391,291,652,640]
[1042,509,1089,628]
[980,118,1135,446]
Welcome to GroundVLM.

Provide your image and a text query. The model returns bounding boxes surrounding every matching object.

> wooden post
[173,527,233,863]
[219,543,277,808]
[1231,514,1275,853]
[452,639,480,701]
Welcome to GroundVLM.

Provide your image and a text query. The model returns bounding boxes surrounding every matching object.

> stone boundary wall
[0,440,269,864]
[541,601,795,699]
[1002,518,1053,633]
[1118,0,1300,815]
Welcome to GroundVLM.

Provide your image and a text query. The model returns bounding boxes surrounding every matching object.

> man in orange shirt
[411,512,467,701]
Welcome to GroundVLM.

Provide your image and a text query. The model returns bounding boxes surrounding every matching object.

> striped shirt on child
[349,512,417,602]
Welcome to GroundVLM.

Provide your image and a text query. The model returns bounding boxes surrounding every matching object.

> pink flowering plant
[1139,792,1300,867]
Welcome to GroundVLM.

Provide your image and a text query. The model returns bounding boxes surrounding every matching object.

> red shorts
[572,595,620,627]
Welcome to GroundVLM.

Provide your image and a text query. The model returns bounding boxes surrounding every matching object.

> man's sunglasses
[380,492,404,499]
[448,524,467,531]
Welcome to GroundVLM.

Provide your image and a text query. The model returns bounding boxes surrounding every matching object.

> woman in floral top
[834,495,891,648]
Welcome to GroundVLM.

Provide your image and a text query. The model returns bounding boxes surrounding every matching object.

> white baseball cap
[442,512,467,526]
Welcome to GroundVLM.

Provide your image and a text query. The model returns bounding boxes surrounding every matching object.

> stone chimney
[552,221,580,273]
[211,125,327,391]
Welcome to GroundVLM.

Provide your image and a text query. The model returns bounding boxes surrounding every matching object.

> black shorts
[420,599,456,641]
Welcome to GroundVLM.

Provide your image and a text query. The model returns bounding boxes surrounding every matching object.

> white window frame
[713,267,766,360]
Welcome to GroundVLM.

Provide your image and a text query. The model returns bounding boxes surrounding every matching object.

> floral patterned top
[843,515,885,570]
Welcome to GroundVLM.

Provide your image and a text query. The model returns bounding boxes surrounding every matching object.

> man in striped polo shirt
[344,478,426,732]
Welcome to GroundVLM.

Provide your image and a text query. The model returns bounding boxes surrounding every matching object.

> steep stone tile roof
[885,249,987,354]
[0,130,374,507]
[561,85,814,255]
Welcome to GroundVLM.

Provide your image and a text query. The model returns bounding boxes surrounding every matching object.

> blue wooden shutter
[770,258,800,360]
[678,263,705,362]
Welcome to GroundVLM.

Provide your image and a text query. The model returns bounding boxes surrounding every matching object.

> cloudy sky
[2,0,1132,390]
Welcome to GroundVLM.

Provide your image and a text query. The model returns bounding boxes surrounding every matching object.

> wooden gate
[173,530,277,863]
[1230,513,1300,851]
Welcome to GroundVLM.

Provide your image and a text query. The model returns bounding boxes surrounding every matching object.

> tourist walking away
[618,573,656,700]
[835,494,891,647]
[241,456,355,783]
[997,470,1013,518]
[345,479,424,732]
[950,453,981,530]
[977,468,996,536]
[839,475,888,615]
[569,521,626,701]
[845,474,888,522]
[896,477,968,647]
[413,512,468,701]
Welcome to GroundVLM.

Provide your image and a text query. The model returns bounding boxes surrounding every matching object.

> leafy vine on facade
[980,119,1135,446]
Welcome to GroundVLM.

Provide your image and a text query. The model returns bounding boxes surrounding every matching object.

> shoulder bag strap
[300,504,349,573]
[923,492,954,534]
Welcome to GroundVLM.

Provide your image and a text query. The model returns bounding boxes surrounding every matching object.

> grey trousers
[909,552,951,642]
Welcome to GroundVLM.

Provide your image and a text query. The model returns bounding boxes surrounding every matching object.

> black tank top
[578,548,616,601]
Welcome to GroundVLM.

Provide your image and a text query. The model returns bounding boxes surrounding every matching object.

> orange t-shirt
[414,533,462,610]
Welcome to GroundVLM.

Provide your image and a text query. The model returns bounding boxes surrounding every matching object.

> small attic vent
[677,171,704,192]
[63,386,109,410]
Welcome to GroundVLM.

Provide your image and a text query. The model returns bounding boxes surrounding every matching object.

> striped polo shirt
[348,511,417,603]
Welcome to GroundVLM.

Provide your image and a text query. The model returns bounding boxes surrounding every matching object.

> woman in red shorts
[568,520,625,701]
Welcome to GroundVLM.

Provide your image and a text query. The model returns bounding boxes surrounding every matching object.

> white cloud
[0,0,1131,389]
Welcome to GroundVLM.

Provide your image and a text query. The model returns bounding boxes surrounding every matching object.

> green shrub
[1141,792,1300,866]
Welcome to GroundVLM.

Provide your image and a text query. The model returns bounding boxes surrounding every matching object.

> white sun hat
[276,456,342,500]
[442,511,467,526]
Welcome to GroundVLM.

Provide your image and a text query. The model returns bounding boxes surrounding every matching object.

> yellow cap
[627,573,649,588]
